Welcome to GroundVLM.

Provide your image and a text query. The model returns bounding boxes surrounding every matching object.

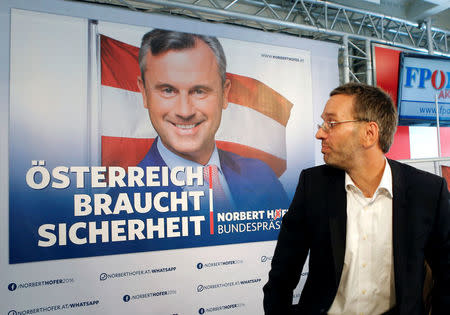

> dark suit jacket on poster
[122,140,289,211]
[102,140,289,254]
[263,159,450,315]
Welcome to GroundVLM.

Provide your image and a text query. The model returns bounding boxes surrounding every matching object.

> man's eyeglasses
[317,119,368,133]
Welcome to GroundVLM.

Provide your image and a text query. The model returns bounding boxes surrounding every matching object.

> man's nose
[175,92,195,118]
[315,126,326,140]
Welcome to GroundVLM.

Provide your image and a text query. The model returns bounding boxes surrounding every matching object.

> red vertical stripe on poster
[210,212,214,235]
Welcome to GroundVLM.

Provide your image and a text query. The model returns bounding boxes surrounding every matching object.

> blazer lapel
[218,149,258,209]
[327,168,347,287]
[388,159,408,307]
[138,138,186,196]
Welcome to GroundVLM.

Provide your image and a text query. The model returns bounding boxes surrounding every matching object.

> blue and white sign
[398,53,450,126]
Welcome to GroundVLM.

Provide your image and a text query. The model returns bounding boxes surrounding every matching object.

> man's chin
[169,145,211,164]
[324,159,348,171]
[323,155,343,169]
[171,146,199,158]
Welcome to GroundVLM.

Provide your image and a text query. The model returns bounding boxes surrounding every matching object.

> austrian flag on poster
[9,29,311,263]
[100,35,292,176]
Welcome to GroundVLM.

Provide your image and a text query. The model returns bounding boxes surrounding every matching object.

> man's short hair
[138,29,227,86]
[330,82,398,153]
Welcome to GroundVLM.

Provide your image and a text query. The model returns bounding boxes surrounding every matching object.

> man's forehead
[146,39,214,64]
[143,41,221,86]
[322,94,354,118]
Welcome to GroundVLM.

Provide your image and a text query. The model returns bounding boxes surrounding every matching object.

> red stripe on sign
[226,73,293,126]
[101,136,154,168]
[101,35,140,92]
[101,36,292,125]
[216,141,286,177]
[209,211,214,235]
[101,137,285,177]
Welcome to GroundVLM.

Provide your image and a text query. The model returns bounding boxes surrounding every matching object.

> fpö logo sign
[399,54,450,123]
[404,66,450,90]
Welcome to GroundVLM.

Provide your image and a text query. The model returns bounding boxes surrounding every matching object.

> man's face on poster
[138,39,231,165]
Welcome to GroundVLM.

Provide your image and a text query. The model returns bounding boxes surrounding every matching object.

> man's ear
[363,121,379,149]
[137,76,149,109]
[222,78,231,110]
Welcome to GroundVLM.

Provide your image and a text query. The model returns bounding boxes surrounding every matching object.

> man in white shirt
[263,82,449,315]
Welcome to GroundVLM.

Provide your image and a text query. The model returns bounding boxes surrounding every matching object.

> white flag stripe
[217,103,286,158]
[101,86,158,138]
[101,86,287,159]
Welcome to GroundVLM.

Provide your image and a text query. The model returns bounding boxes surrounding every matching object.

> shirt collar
[345,158,393,199]
[156,137,222,173]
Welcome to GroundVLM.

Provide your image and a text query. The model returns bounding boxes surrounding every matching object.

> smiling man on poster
[132,29,288,212]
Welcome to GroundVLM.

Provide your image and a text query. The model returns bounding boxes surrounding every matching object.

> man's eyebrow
[190,85,213,92]
[154,83,177,90]
[321,113,336,120]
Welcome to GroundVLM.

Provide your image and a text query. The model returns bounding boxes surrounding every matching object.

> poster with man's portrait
[9,15,313,264]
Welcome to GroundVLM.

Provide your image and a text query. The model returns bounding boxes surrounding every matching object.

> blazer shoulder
[389,159,445,186]
[138,140,165,168]
[218,149,274,175]
[302,164,344,178]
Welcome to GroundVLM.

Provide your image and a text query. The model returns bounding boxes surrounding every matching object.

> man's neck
[157,138,219,168]
[346,152,386,198]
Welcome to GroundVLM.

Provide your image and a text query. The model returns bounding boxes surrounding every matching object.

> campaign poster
[9,17,313,264]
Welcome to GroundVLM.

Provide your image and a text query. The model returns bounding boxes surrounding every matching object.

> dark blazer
[103,140,289,254]
[263,159,450,315]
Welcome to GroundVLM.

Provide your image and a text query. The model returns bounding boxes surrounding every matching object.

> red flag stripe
[226,73,292,126]
[101,136,286,177]
[101,35,140,93]
[101,136,154,171]
[100,35,292,126]
[216,140,286,177]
